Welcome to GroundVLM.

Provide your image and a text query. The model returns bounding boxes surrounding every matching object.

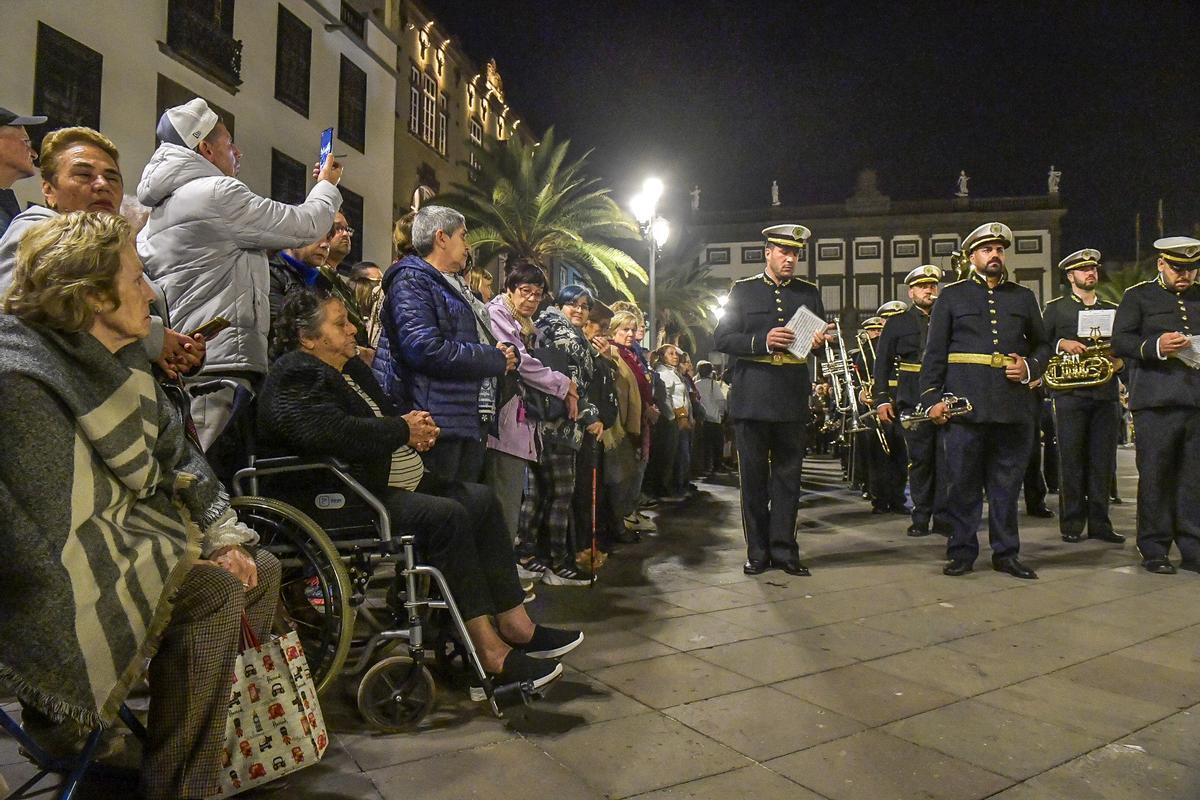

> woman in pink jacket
[484,261,577,561]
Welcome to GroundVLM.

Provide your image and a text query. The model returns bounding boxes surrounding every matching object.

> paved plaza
[4,449,1199,799]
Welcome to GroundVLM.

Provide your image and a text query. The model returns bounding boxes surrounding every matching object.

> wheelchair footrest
[469,679,541,708]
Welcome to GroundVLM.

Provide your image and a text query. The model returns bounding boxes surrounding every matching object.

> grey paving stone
[975,675,1175,740]
[707,601,813,635]
[940,621,1108,673]
[691,634,856,683]
[370,737,605,800]
[1117,708,1200,770]
[628,764,828,799]
[869,644,1046,697]
[1055,653,1200,709]
[777,620,924,662]
[657,585,761,612]
[590,652,756,709]
[765,729,1013,800]
[1025,742,1200,800]
[857,599,1029,646]
[663,686,863,761]
[501,668,651,734]
[533,712,751,798]
[561,627,678,672]
[1116,626,1200,672]
[338,705,518,771]
[632,613,765,651]
[773,663,962,726]
[883,699,1105,780]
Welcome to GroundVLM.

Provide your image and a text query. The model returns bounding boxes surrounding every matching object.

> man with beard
[876,265,950,537]
[1112,237,1200,574]
[715,224,828,576]
[919,223,1050,578]
[1042,249,1125,545]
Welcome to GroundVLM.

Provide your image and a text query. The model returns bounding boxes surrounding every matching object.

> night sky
[424,0,1198,260]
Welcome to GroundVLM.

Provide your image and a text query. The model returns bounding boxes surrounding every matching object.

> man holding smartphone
[137,98,345,448]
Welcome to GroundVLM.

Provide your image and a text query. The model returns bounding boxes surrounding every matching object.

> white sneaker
[624,513,657,533]
[517,556,548,582]
[541,565,594,586]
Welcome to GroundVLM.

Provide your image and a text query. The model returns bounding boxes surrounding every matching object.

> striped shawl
[0,316,225,727]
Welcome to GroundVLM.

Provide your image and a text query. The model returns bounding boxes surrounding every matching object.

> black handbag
[523,345,571,422]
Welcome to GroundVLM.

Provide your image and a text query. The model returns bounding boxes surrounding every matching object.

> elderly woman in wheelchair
[0,212,281,800]
[255,288,583,707]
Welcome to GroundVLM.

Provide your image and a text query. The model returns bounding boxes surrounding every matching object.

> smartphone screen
[319,127,334,166]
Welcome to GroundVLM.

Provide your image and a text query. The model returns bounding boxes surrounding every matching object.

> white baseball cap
[157,98,218,149]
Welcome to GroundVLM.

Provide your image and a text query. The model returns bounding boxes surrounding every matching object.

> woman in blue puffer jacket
[372,206,516,482]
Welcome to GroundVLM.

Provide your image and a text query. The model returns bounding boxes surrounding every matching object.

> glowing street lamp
[630,177,670,348]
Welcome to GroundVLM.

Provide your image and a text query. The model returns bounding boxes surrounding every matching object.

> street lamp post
[631,178,669,349]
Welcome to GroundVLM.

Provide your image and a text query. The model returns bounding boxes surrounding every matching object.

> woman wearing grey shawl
[0,212,281,800]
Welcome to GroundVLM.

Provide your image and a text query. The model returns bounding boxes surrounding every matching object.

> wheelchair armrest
[252,455,351,471]
[188,378,245,397]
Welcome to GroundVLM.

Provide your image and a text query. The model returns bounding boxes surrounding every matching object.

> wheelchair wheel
[356,655,436,732]
[232,496,353,695]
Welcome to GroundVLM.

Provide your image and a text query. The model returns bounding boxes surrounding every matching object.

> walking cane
[590,436,599,587]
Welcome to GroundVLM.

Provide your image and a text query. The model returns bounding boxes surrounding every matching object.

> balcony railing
[167,0,243,87]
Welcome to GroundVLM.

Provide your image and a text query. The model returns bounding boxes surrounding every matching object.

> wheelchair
[201,372,547,731]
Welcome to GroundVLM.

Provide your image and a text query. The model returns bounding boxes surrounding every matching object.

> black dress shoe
[743,559,770,575]
[1143,558,1177,575]
[777,560,811,577]
[907,524,931,537]
[993,557,1038,579]
[1090,531,1126,544]
[1110,496,1124,505]
[1179,561,1200,574]
[943,559,974,576]
[871,505,888,514]
[1027,506,1055,519]
[1061,533,1084,543]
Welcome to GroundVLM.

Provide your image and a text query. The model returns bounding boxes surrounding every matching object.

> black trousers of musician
[902,422,938,531]
[941,420,1034,563]
[734,419,807,564]
[1053,395,1119,538]
[868,422,908,510]
[1131,407,1200,563]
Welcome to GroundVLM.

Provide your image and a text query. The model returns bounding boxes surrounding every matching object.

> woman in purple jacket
[484,262,577,546]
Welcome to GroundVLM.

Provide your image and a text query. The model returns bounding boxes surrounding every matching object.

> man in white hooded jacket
[137,98,344,447]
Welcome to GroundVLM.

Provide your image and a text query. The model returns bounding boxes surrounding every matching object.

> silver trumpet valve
[899,394,974,430]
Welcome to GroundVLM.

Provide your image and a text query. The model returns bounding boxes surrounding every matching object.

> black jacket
[919,271,1050,424]
[1112,277,1200,410]
[1042,292,1120,402]
[257,349,411,493]
[714,271,825,422]
[874,305,932,411]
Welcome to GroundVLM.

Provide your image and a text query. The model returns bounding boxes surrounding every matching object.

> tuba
[1043,328,1116,390]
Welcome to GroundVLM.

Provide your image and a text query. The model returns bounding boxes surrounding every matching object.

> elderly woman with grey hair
[0,211,280,800]
[372,204,518,483]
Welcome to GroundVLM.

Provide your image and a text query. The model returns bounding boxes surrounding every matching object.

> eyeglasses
[515,285,544,299]
[332,225,355,236]
[566,300,591,312]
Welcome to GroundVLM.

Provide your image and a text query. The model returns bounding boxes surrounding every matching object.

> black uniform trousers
[868,423,908,510]
[902,423,938,531]
[1022,400,1057,509]
[942,420,1034,563]
[1131,408,1200,562]
[1053,395,1119,538]
[734,419,806,563]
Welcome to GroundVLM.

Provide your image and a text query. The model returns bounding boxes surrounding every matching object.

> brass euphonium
[949,249,971,281]
[1043,328,1116,390]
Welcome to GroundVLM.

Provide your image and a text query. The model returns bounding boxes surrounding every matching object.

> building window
[854,241,881,260]
[436,95,447,156]
[271,148,307,205]
[817,242,844,261]
[339,1,366,39]
[421,72,436,147]
[338,55,367,152]
[1014,235,1043,254]
[408,65,420,135]
[274,5,310,116]
[33,23,103,148]
[340,185,364,264]
[741,246,765,263]
[856,282,880,312]
[468,118,483,177]
[931,238,958,257]
[820,281,842,312]
[165,0,243,88]
[893,239,919,258]
[706,248,731,265]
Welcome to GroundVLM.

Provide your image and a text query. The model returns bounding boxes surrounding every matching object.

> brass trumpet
[900,394,974,429]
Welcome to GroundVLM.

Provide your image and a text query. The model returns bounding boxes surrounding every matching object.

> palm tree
[643,237,722,352]
[437,127,647,299]
[1096,261,1156,304]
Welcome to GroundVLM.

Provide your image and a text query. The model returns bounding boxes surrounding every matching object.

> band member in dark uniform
[919,222,1050,578]
[1112,236,1200,574]
[876,265,947,536]
[715,224,827,576]
[860,313,907,514]
[1042,248,1125,544]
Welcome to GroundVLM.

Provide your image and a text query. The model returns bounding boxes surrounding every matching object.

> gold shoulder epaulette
[732,274,760,285]
[1044,295,1064,304]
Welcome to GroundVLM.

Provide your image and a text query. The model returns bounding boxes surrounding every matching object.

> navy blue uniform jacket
[1112,278,1200,411]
